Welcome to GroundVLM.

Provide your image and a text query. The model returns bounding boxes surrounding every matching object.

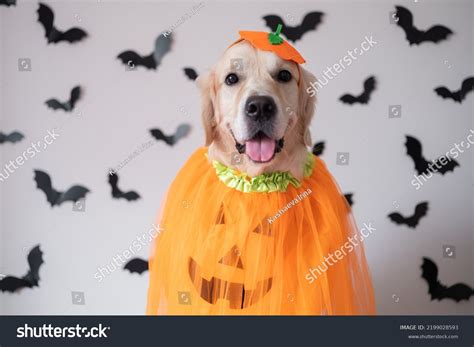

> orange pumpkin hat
[230,25,306,64]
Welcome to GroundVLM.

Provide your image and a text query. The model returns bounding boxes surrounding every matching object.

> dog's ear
[196,70,217,146]
[297,66,317,147]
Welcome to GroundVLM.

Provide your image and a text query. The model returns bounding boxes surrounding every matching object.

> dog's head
[197,40,316,178]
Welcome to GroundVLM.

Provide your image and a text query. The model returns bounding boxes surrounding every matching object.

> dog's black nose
[245,96,277,121]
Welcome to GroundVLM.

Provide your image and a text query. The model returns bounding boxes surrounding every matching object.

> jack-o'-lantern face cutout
[188,208,273,309]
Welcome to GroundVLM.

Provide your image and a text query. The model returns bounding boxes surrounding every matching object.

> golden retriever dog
[197,40,315,177]
[147,33,375,315]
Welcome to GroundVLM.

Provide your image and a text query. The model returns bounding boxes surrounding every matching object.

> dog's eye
[277,70,292,82]
[225,73,239,86]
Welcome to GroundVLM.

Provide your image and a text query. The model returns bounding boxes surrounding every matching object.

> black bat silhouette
[0,245,44,293]
[395,6,453,45]
[34,170,90,207]
[405,135,459,175]
[183,67,198,81]
[108,171,140,201]
[421,257,473,302]
[344,193,353,207]
[124,258,148,274]
[45,86,81,112]
[0,131,24,144]
[434,77,474,103]
[263,12,324,42]
[0,0,16,6]
[388,202,428,228]
[340,76,376,105]
[117,33,172,70]
[312,141,325,156]
[37,3,88,44]
[150,123,191,146]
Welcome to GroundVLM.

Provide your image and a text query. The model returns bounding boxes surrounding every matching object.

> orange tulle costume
[147,149,376,315]
[147,30,375,315]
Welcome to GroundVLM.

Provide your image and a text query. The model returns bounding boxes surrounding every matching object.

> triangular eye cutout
[252,219,272,236]
[216,204,225,224]
[218,245,244,269]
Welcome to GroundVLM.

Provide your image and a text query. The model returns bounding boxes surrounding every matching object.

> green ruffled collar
[212,152,315,193]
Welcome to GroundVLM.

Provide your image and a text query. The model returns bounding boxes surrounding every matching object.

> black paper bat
[344,193,353,207]
[108,171,140,201]
[405,136,459,175]
[183,67,198,81]
[0,245,44,293]
[263,12,324,42]
[340,76,376,105]
[37,3,88,44]
[34,170,90,207]
[0,0,16,6]
[434,77,474,103]
[312,141,325,156]
[421,257,473,302]
[124,258,148,274]
[0,131,24,144]
[150,123,191,146]
[117,33,172,70]
[388,202,428,228]
[45,86,81,112]
[395,6,453,45]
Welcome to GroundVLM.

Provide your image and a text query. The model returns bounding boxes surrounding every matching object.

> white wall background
[0,0,472,315]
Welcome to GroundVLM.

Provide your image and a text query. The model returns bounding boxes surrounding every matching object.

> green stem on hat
[275,24,282,36]
[269,24,284,45]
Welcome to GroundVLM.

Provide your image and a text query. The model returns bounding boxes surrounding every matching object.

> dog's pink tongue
[245,136,275,162]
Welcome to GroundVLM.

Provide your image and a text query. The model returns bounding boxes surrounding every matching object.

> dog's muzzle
[232,95,285,163]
